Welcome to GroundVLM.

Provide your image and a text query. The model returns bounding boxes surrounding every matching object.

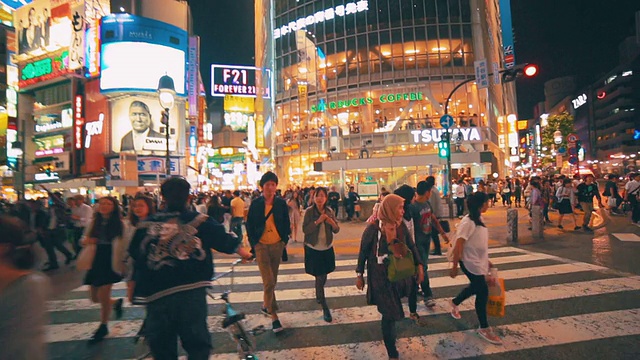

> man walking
[425,176,443,255]
[42,192,74,271]
[70,195,93,256]
[576,174,603,232]
[246,172,291,334]
[230,190,245,240]
[328,186,340,217]
[128,177,252,360]
[625,173,640,225]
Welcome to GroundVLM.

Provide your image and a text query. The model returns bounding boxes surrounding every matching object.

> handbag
[376,223,415,283]
[76,244,96,271]
[487,277,506,317]
[439,220,451,233]
[607,196,617,208]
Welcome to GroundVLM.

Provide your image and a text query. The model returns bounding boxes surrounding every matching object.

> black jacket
[246,196,291,248]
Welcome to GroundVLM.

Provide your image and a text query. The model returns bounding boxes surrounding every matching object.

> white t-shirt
[625,180,640,198]
[456,216,489,276]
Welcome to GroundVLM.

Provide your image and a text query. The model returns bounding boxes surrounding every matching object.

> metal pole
[444,77,476,219]
[19,119,26,200]
[165,108,170,177]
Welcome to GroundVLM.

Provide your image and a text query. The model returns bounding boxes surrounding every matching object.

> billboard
[110,95,180,154]
[13,0,83,63]
[211,64,271,98]
[1,1,34,10]
[100,14,187,94]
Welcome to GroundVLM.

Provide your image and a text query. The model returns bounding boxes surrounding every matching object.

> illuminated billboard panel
[211,64,271,98]
[100,42,186,94]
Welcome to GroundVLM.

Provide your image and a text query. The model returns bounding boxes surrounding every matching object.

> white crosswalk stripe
[45,246,640,360]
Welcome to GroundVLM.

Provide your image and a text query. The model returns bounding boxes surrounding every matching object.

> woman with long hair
[207,194,226,224]
[0,216,50,359]
[302,187,340,322]
[355,194,424,360]
[288,191,302,242]
[125,195,156,302]
[449,192,502,345]
[556,178,579,230]
[81,196,126,343]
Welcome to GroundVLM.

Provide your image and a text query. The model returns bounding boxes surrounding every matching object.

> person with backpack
[128,178,252,359]
[603,174,622,214]
[448,192,502,345]
[576,174,604,232]
[410,181,449,308]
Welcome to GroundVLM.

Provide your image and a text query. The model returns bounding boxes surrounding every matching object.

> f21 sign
[211,65,271,99]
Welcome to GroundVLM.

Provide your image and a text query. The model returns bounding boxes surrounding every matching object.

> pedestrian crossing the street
[46,247,640,360]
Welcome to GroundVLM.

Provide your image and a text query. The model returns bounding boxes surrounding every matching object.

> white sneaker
[449,299,461,320]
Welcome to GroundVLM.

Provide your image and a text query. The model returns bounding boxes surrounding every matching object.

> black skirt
[558,199,573,214]
[84,244,123,287]
[304,245,336,276]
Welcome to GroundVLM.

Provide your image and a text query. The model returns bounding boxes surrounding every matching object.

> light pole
[157,75,176,177]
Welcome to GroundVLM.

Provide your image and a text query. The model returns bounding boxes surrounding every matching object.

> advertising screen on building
[12,0,81,63]
[211,64,271,98]
[2,0,34,10]
[100,13,187,94]
[110,95,180,154]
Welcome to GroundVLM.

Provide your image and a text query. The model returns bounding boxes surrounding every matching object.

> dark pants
[72,226,84,254]
[381,316,398,358]
[631,197,640,223]
[453,261,489,328]
[315,274,328,307]
[543,204,550,222]
[455,197,465,217]
[415,239,432,298]
[230,217,243,239]
[146,288,211,360]
[431,229,442,254]
[42,228,73,266]
[329,203,339,218]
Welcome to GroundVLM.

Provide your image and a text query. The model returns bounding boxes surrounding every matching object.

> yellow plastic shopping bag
[487,278,505,317]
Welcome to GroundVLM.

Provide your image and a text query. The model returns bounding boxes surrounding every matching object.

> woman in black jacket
[302,187,340,322]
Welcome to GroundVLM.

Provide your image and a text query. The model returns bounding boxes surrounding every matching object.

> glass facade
[270,0,515,189]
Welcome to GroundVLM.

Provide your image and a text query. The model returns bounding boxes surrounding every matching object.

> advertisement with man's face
[13,0,82,60]
[110,95,181,155]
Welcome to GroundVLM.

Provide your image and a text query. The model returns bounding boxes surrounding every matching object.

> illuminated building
[263,0,519,192]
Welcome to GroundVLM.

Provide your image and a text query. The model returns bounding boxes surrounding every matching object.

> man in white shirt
[70,195,93,256]
[624,173,640,224]
[454,179,466,218]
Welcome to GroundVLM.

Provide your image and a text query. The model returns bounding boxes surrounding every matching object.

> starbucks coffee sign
[411,127,482,144]
[311,92,423,112]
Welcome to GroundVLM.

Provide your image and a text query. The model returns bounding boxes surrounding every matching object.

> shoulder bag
[376,222,415,282]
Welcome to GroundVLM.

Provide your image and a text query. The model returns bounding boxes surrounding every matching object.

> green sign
[310,92,423,113]
[20,51,69,82]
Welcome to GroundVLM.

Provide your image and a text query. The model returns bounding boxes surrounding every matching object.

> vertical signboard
[74,95,84,150]
[187,36,200,117]
[474,59,489,89]
[500,0,516,69]
[69,2,85,70]
[83,79,107,173]
[0,113,8,165]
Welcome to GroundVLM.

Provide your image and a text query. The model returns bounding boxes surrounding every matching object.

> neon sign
[211,64,271,98]
[572,94,587,109]
[19,50,70,88]
[274,1,369,39]
[85,114,104,149]
[74,95,84,150]
[311,92,423,112]
[411,128,482,144]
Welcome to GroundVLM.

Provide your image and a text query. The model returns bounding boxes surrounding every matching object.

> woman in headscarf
[355,194,424,360]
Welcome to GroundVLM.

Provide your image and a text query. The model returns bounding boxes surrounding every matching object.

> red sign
[82,80,108,174]
[504,54,515,65]
[567,133,579,143]
[74,95,84,150]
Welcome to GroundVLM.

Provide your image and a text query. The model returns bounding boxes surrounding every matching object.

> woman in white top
[302,187,340,322]
[555,178,579,230]
[449,192,502,345]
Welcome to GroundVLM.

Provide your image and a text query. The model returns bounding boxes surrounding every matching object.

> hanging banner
[500,0,516,69]
[187,36,200,117]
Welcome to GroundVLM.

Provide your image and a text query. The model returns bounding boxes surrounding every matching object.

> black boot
[322,307,333,323]
[113,298,124,319]
[88,324,108,344]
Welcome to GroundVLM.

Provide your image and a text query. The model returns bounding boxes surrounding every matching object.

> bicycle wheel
[232,322,256,359]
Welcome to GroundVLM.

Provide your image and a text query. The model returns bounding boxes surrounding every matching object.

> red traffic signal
[523,64,538,77]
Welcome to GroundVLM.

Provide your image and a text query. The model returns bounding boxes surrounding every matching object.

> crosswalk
[46,246,640,360]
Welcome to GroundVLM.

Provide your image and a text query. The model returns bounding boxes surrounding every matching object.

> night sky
[188,0,640,118]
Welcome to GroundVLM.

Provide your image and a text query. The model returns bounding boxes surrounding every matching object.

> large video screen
[100,42,186,94]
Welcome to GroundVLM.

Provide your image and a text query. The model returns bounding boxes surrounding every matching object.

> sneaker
[260,307,271,316]
[449,299,461,320]
[477,327,502,345]
[88,324,109,344]
[424,296,436,308]
[409,312,420,321]
[272,319,284,333]
[113,298,124,319]
[574,226,581,231]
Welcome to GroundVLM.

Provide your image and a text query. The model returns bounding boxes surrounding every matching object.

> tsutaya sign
[274,1,369,39]
[311,92,423,112]
[411,127,482,144]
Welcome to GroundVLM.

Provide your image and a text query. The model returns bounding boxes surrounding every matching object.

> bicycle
[134,258,265,360]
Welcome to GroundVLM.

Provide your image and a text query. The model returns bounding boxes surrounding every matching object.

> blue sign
[557,146,566,154]
[568,147,578,156]
[569,156,578,165]
[1,0,33,10]
[440,114,454,129]
[189,126,197,156]
[500,0,516,69]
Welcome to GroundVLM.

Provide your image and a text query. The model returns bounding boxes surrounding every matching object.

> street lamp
[157,74,176,176]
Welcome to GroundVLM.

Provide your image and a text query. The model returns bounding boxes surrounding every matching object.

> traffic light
[438,140,450,158]
[502,63,538,83]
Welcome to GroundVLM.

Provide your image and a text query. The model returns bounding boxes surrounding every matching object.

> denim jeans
[230,217,243,239]
[414,239,432,298]
[145,288,211,360]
